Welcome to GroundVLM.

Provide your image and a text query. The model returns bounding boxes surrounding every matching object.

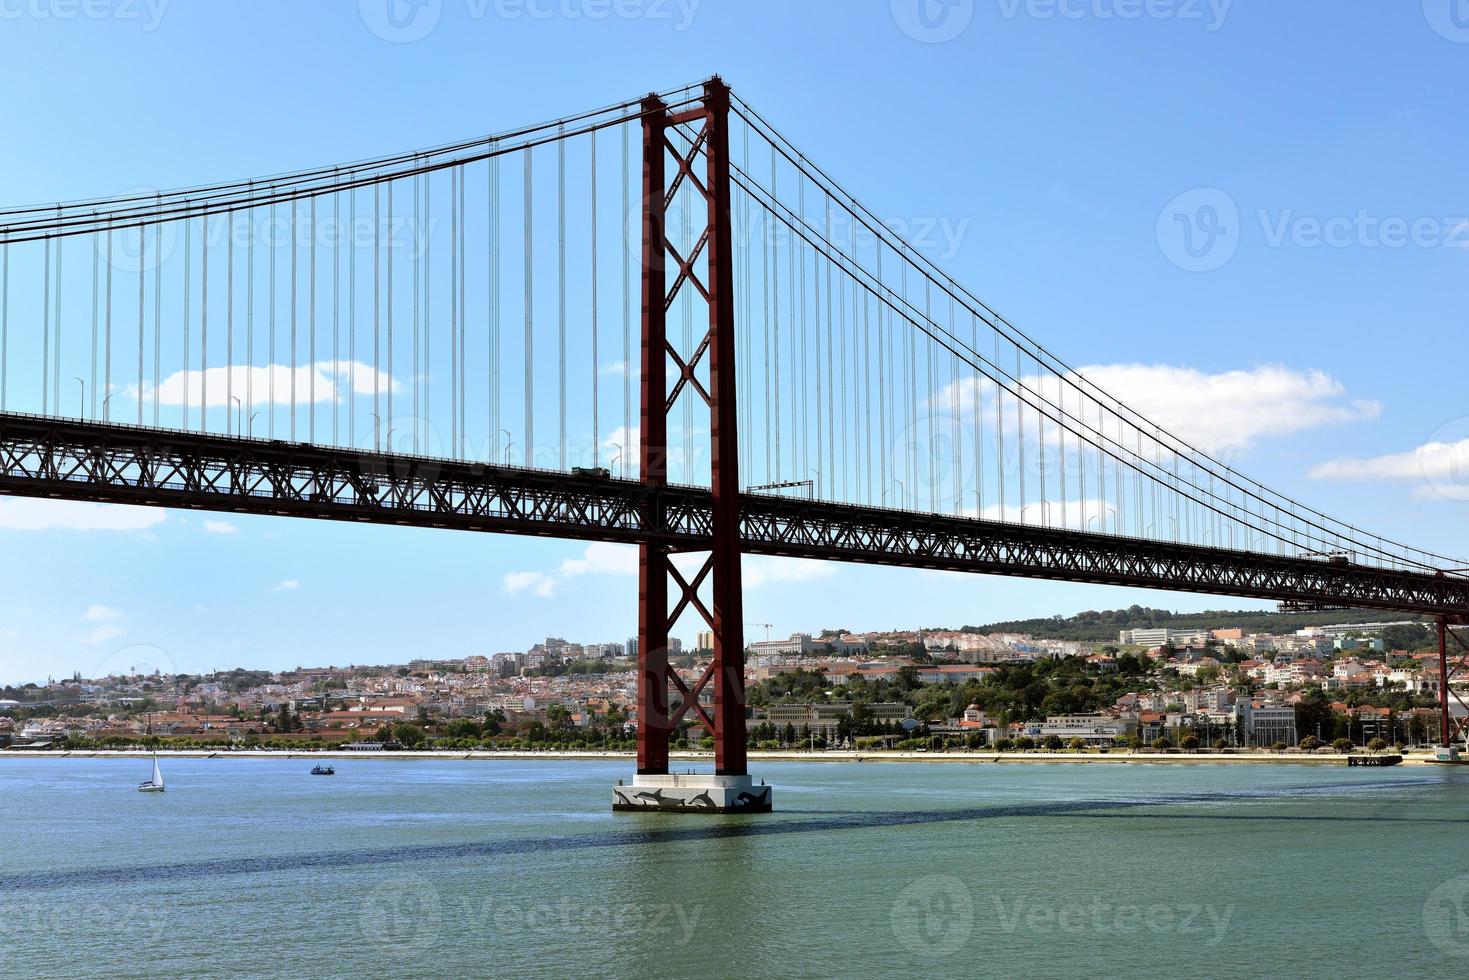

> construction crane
[747,622,774,642]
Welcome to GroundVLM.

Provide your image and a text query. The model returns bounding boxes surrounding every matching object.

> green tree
[1180,734,1200,752]
[545,703,572,733]
[1367,737,1388,753]
[1332,737,1354,754]
[1151,737,1171,751]
[392,722,426,748]
[1067,736,1087,752]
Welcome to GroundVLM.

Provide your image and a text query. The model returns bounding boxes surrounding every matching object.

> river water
[2,757,1467,977]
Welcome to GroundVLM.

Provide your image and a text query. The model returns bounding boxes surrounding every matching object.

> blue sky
[2,0,1467,683]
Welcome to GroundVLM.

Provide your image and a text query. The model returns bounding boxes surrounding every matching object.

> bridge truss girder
[2,412,1467,623]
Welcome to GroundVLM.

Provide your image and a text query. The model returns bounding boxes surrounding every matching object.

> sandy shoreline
[0,748,1449,766]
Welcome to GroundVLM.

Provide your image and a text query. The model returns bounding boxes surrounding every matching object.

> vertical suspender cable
[291,203,298,439]
[994,330,1004,519]
[201,216,209,432]
[0,241,7,411]
[246,203,253,432]
[620,125,630,476]
[53,232,62,413]
[106,227,116,421]
[490,154,501,461]
[154,215,162,426]
[450,169,459,457]
[971,313,982,519]
[771,149,780,479]
[139,225,146,426]
[333,189,341,446]
[524,149,534,464]
[90,233,98,418]
[412,172,421,450]
[590,131,600,468]
[455,168,461,461]
[875,248,885,500]
[424,172,432,451]
[373,185,381,449]
[225,216,233,431]
[557,126,567,471]
[348,188,356,447]
[1014,344,1024,517]
[387,183,395,447]
[307,196,316,442]
[268,206,276,436]
[42,235,51,415]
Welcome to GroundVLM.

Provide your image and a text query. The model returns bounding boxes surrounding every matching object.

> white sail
[151,754,163,789]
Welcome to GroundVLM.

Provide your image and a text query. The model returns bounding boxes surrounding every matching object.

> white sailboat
[138,752,165,793]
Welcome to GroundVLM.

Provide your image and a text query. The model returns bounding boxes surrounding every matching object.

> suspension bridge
[1,78,1465,810]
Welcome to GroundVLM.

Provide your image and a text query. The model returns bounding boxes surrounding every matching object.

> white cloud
[80,623,126,646]
[0,499,165,532]
[506,547,836,598]
[559,542,638,578]
[933,363,1377,456]
[270,579,300,592]
[503,571,557,598]
[1309,438,1469,483]
[504,543,637,599]
[1073,363,1378,453]
[743,556,837,589]
[137,361,399,408]
[203,520,238,535]
[81,607,126,645]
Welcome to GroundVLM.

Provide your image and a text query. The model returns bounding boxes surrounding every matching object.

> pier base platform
[612,773,773,813]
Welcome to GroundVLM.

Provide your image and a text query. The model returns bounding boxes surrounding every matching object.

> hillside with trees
[966,605,1425,643]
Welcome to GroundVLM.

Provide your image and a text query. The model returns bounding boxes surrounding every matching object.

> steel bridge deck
[2,412,1464,619]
